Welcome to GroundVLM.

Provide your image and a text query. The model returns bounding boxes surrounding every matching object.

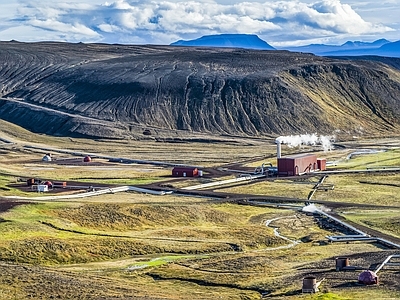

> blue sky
[0,0,399,46]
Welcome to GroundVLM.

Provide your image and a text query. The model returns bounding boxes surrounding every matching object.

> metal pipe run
[182,174,266,190]
[0,137,14,144]
[327,237,377,242]
[328,234,372,239]
[375,254,400,274]
[308,175,329,201]
[313,207,368,237]
[374,238,400,250]
[5,185,171,201]
[23,145,203,169]
[305,204,400,249]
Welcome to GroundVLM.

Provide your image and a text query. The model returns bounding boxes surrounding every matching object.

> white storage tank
[37,185,49,192]
[42,155,52,162]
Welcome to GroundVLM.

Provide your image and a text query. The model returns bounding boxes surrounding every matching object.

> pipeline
[307,175,329,201]
[182,174,266,191]
[304,204,400,249]
[22,145,203,169]
[312,206,368,236]
[4,185,171,201]
[375,254,400,274]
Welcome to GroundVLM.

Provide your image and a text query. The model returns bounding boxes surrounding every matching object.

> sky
[0,0,399,47]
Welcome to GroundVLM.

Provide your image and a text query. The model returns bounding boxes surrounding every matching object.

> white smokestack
[276,141,282,158]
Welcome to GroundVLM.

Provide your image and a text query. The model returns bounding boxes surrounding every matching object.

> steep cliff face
[0,41,400,139]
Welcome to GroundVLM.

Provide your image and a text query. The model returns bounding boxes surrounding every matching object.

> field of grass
[1,121,400,299]
[332,148,400,170]
[312,173,400,206]
[219,149,400,206]
[342,210,400,237]
[218,176,319,199]
[0,201,290,265]
[0,119,275,168]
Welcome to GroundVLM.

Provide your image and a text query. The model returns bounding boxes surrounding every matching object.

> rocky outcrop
[0,41,400,139]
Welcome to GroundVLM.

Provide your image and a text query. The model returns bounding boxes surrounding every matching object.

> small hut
[302,276,318,293]
[172,166,198,177]
[37,185,48,192]
[335,257,349,271]
[43,181,53,189]
[358,270,378,285]
[83,155,92,163]
[42,154,52,162]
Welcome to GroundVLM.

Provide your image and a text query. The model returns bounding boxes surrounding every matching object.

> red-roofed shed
[172,167,198,177]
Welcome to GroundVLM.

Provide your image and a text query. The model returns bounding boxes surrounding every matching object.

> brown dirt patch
[0,200,29,213]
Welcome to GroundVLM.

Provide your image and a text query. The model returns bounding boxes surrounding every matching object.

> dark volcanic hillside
[0,41,400,139]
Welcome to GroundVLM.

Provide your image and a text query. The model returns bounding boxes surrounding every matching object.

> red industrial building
[278,153,326,176]
[172,166,199,177]
[317,158,327,171]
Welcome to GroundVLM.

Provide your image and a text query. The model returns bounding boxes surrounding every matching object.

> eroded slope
[1,41,400,138]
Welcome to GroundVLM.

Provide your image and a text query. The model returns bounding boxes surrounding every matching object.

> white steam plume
[302,203,331,214]
[275,134,334,151]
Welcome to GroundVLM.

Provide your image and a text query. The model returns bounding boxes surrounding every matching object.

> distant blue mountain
[320,40,400,57]
[171,34,275,50]
[281,38,400,58]
[378,40,400,54]
[341,39,390,48]
[171,34,399,58]
[282,39,391,55]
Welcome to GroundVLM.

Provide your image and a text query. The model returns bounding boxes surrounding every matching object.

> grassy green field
[315,173,400,206]
[1,120,400,299]
[342,210,400,237]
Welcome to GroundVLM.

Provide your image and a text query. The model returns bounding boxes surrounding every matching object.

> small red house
[83,155,92,162]
[172,167,198,177]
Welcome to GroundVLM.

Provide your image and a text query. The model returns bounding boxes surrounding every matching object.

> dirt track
[0,200,29,213]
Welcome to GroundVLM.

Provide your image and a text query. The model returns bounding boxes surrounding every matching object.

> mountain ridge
[170,34,399,58]
[171,34,275,50]
[0,41,400,140]
[284,38,392,55]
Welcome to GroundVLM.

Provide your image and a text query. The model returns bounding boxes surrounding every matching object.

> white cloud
[28,19,100,37]
[0,0,396,45]
[97,23,122,33]
[308,1,388,34]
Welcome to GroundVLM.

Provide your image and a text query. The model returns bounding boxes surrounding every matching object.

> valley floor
[1,123,400,299]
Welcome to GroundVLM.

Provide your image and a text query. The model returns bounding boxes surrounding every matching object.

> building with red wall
[278,153,318,176]
[172,167,199,177]
[317,158,327,171]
